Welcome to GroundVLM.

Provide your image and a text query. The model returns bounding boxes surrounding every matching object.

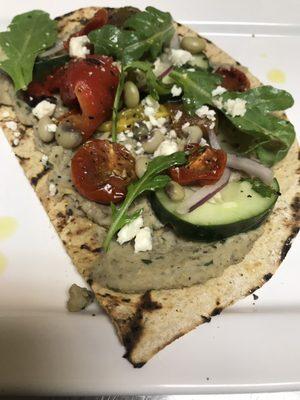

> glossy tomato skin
[71,139,136,204]
[59,55,119,138]
[215,66,250,92]
[28,55,119,138]
[169,144,227,186]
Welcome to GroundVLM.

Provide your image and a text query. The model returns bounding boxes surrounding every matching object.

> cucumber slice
[151,178,279,242]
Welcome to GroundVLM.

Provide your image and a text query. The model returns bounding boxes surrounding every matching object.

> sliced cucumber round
[151,179,279,242]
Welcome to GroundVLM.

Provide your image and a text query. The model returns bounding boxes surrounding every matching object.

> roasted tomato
[64,8,108,49]
[215,66,250,92]
[167,103,217,137]
[59,55,119,138]
[169,144,227,186]
[27,55,119,138]
[71,139,136,204]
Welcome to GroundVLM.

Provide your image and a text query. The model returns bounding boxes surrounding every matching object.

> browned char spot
[123,291,162,366]
[30,168,49,186]
[280,227,299,262]
[210,306,223,316]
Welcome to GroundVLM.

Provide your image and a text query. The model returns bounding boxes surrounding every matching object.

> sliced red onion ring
[208,129,221,149]
[227,154,273,185]
[177,168,231,214]
[158,65,174,80]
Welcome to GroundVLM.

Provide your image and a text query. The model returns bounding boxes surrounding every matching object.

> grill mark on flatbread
[30,168,49,186]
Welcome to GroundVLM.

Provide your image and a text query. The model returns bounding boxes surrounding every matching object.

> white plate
[0,0,299,395]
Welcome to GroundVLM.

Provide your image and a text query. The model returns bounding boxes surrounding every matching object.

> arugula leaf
[89,6,174,65]
[0,10,57,90]
[127,61,170,100]
[221,85,294,113]
[242,178,280,198]
[169,68,295,166]
[110,204,143,236]
[103,152,186,251]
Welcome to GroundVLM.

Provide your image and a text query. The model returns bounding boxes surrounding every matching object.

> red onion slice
[177,168,231,214]
[39,40,64,58]
[158,65,174,80]
[227,154,273,185]
[208,129,221,149]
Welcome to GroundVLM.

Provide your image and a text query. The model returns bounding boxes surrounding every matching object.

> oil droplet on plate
[0,253,6,274]
[0,216,18,240]
[267,69,286,84]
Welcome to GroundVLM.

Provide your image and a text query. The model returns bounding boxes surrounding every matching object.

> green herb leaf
[222,85,294,113]
[89,6,174,65]
[0,10,57,90]
[110,204,143,235]
[242,178,280,198]
[103,152,186,251]
[126,61,170,100]
[169,68,295,166]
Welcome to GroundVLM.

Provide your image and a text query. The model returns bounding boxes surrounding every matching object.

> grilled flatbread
[1,6,299,367]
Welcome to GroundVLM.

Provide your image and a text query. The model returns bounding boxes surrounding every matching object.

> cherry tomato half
[216,66,250,92]
[71,139,136,204]
[169,144,227,186]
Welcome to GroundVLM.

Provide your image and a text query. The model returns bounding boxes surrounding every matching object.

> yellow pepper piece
[98,104,169,133]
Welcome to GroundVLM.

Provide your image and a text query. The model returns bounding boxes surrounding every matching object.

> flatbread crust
[1,7,299,367]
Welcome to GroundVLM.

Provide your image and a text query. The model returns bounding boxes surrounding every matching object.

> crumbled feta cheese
[32,100,56,120]
[126,131,134,138]
[125,143,133,151]
[117,216,144,245]
[213,97,224,109]
[154,140,178,157]
[182,122,190,130]
[135,147,144,155]
[171,85,182,97]
[167,129,177,139]
[5,121,17,131]
[212,85,227,97]
[47,123,57,132]
[41,154,48,166]
[2,111,10,118]
[13,131,21,138]
[117,132,126,142]
[149,115,166,128]
[200,138,208,146]
[69,35,90,58]
[224,98,247,117]
[169,49,193,67]
[13,138,19,146]
[112,61,122,72]
[159,126,167,134]
[134,227,152,253]
[144,120,152,131]
[142,96,159,117]
[174,110,182,121]
[195,105,216,128]
[187,68,196,72]
[49,183,57,197]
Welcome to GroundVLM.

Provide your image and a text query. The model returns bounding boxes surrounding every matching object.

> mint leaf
[89,6,174,65]
[242,178,280,198]
[103,152,186,251]
[0,10,57,90]
[169,68,295,166]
